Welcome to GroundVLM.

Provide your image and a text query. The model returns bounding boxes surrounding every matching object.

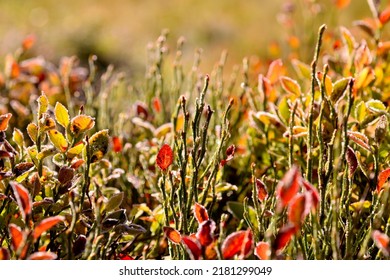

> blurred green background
[0,0,371,75]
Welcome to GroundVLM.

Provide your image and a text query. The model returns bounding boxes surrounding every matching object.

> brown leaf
[11,182,32,220]
[32,216,65,241]
[221,229,253,259]
[346,146,358,178]
[194,202,209,223]
[256,178,268,201]
[163,226,182,244]
[156,144,173,171]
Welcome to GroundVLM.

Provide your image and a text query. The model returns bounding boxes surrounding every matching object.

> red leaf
[372,230,390,257]
[118,253,134,260]
[182,236,202,260]
[274,224,298,253]
[27,252,57,260]
[32,216,65,241]
[221,229,253,259]
[9,224,25,251]
[156,144,173,171]
[0,247,10,260]
[380,6,390,25]
[256,178,268,201]
[346,146,358,178]
[163,226,182,244]
[287,193,311,227]
[112,136,123,153]
[302,179,320,210]
[255,242,270,260]
[194,202,209,223]
[196,220,216,247]
[220,145,236,167]
[10,182,32,220]
[377,168,390,193]
[276,166,301,207]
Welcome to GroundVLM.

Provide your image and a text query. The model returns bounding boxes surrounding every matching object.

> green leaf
[48,130,68,152]
[278,96,290,123]
[354,100,367,123]
[227,201,245,220]
[54,102,70,129]
[105,192,124,213]
[331,78,350,103]
[366,99,386,113]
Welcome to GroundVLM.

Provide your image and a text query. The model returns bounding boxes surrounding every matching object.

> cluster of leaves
[2,0,390,260]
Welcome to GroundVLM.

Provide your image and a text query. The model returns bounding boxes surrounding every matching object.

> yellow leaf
[67,142,85,159]
[27,123,38,143]
[54,102,70,129]
[88,129,109,163]
[48,130,68,152]
[70,115,95,135]
[37,94,49,118]
[12,128,24,147]
[280,76,301,96]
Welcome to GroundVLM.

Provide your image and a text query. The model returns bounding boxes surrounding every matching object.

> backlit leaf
[379,6,390,25]
[112,136,123,153]
[27,123,38,143]
[37,93,48,118]
[276,165,301,207]
[302,179,320,210]
[273,223,297,253]
[291,59,311,79]
[70,115,95,135]
[280,76,301,96]
[12,128,24,148]
[221,229,253,259]
[334,0,351,9]
[33,216,65,241]
[340,26,356,54]
[67,142,85,159]
[331,77,350,103]
[27,252,57,260]
[256,178,268,201]
[288,193,311,227]
[365,99,386,113]
[48,129,68,152]
[255,242,270,260]
[354,42,372,72]
[372,230,390,257]
[54,102,70,129]
[347,131,371,152]
[182,236,202,260]
[0,248,10,260]
[163,227,182,244]
[194,202,209,223]
[0,113,12,131]
[355,67,375,90]
[266,59,284,84]
[89,129,109,163]
[196,220,216,247]
[9,224,25,251]
[10,182,32,220]
[156,144,173,171]
[377,167,390,193]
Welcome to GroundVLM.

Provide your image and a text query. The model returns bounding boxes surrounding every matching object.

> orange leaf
[280,76,301,96]
[8,224,25,251]
[156,144,173,171]
[255,242,270,260]
[152,97,162,113]
[196,220,216,247]
[71,159,85,170]
[377,168,390,193]
[163,226,182,244]
[194,202,209,223]
[221,229,253,259]
[256,178,268,201]
[0,113,12,132]
[380,6,390,25]
[276,165,301,207]
[27,252,57,260]
[33,216,65,241]
[266,59,284,84]
[0,248,10,260]
[22,34,36,51]
[182,236,202,260]
[274,224,298,253]
[10,182,32,220]
[372,230,390,257]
